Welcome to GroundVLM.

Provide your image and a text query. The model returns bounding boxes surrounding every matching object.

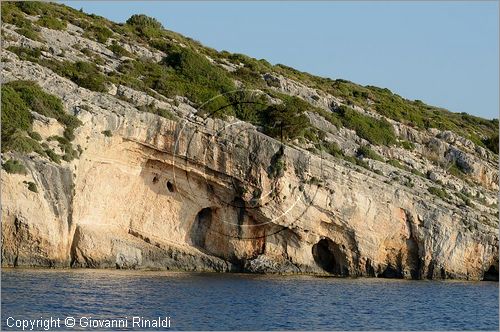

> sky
[64,1,499,120]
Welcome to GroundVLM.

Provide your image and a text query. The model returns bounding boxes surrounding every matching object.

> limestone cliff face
[1,7,498,280]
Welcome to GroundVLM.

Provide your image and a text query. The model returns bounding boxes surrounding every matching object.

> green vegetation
[6,46,43,62]
[483,133,499,154]
[48,136,79,162]
[1,81,81,163]
[26,181,38,193]
[126,14,164,39]
[322,141,343,157]
[399,140,415,151]
[336,106,397,146]
[1,2,42,41]
[447,161,467,178]
[267,147,286,179]
[137,104,175,120]
[102,130,112,137]
[357,145,384,161]
[47,60,108,93]
[428,186,451,200]
[2,159,27,175]
[83,25,113,43]
[260,96,311,140]
[45,148,61,164]
[387,159,406,170]
[37,16,66,30]
[3,1,497,158]
[108,41,131,58]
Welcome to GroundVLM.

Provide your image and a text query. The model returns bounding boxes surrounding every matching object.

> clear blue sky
[64,1,499,120]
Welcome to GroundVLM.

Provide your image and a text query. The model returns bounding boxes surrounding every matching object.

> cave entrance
[483,265,499,281]
[312,238,349,276]
[190,207,214,249]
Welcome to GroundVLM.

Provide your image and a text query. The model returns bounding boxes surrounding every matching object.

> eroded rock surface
[1,7,498,280]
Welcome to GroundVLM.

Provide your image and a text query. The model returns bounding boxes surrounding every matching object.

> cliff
[1,2,498,280]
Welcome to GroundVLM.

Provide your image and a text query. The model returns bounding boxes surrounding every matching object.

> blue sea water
[1,269,498,330]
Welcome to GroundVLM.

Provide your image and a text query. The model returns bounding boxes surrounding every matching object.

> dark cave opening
[483,265,499,281]
[312,238,349,276]
[166,180,175,192]
[190,207,213,249]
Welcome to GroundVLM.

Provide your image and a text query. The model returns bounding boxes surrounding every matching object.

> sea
[1,269,498,330]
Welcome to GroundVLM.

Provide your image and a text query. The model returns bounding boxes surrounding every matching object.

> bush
[1,85,32,145]
[126,14,164,38]
[108,41,131,57]
[16,27,42,41]
[323,141,343,157]
[45,149,61,164]
[137,104,175,120]
[428,186,451,200]
[7,46,42,62]
[28,131,42,141]
[4,80,82,140]
[3,131,45,155]
[337,106,397,146]
[26,181,38,193]
[162,47,235,106]
[37,16,66,30]
[1,3,42,41]
[102,130,112,137]
[2,159,27,175]
[260,96,311,140]
[483,133,499,154]
[47,60,108,92]
[84,25,113,43]
[399,140,415,151]
[387,159,406,170]
[357,145,383,161]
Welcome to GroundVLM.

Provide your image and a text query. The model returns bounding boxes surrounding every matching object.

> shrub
[26,181,38,193]
[260,96,311,140]
[2,159,27,175]
[28,131,42,141]
[399,140,415,151]
[1,85,32,145]
[337,106,397,146]
[48,136,79,162]
[84,25,113,43]
[7,46,42,61]
[323,141,343,157]
[4,131,45,155]
[37,16,66,30]
[428,186,451,200]
[47,61,108,92]
[483,133,499,154]
[4,80,82,140]
[357,145,383,161]
[126,14,163,38]
[137,104,175,120]
[108,41,131,57]
[102,130,112,137]
[16,27,42,41]
[45,149,61,164]
[162,47,235,105]
[387,159,406,170]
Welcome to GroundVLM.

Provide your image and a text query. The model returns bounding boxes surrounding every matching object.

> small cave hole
[312,238,349,276]
[166,180,175,192]
[152,174,159,184]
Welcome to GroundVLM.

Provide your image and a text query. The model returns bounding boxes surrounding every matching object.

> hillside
[1,1,498,280]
